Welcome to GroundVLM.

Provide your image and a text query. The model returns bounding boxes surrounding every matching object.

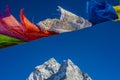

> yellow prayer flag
[113,5,120,20]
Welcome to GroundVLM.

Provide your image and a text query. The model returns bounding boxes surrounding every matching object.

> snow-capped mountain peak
[27,58,92,80]
[27,58,60,80]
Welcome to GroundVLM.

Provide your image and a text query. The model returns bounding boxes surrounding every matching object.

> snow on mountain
[27,58,92,80]
[27,58,60,80]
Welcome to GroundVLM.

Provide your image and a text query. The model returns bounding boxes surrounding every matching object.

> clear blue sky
[0,0,120,80]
